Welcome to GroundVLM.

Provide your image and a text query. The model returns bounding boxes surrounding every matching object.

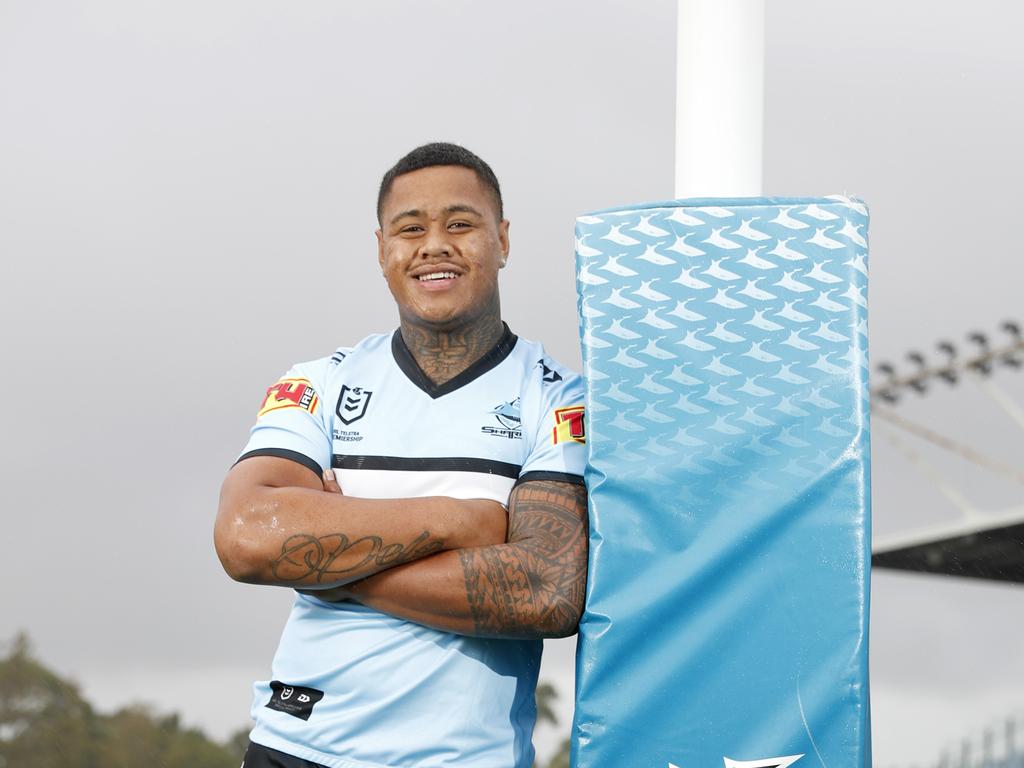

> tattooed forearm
[273,530,443,584]
[458,481,588,638]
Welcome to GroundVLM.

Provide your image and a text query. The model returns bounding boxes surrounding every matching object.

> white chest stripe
[336,468,515,503]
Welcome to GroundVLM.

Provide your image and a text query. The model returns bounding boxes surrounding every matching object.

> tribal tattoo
[458,481,588,638]
[400,303,504,385]
[272,530,443,584]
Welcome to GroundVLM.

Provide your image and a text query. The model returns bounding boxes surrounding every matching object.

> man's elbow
[531,589,585,639]
[214,531,267,584]
[213,493,274,584]
[538,612,582,639]
[521,542,587,638]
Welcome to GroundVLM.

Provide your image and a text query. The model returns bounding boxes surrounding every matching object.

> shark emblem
[489,398,522,431]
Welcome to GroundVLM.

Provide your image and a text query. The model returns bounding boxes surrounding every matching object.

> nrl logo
[336,385,372,425]
[671,754,804,768]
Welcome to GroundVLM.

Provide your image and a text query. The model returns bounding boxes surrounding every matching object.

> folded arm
[214,456,506,588]
[306,479,588,639]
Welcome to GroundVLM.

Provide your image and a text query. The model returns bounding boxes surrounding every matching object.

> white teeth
[418,271,458,281]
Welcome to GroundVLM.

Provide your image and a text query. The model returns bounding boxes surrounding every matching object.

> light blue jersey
[238,326,586,768]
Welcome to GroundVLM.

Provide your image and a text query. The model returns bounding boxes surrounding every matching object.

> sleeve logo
[536,357,563,383]
[552,405,586,445]
[258,377,320,418]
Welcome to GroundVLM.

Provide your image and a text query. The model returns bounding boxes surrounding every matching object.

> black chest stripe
[332,454,521,479]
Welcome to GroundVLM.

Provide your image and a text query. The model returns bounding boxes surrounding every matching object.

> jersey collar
[391,323,518,399]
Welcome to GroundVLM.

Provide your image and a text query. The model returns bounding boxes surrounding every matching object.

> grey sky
[2,1,1022,764]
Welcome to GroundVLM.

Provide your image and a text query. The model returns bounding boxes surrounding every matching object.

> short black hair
[377,142,503,224]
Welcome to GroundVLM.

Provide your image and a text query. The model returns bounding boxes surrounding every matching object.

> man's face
[376,165,509,331]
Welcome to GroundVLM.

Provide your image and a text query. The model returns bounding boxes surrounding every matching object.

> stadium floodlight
[870,321,1024,584]
[871,320,1023,404]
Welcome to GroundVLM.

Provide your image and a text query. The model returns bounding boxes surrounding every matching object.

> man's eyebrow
[389,209,422,225]
[443,204,484,217]
[388,204,485,226]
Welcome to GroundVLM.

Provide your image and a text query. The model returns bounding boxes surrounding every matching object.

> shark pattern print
[570,196,871,768]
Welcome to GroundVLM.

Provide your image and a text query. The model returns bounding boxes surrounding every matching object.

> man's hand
[321,468,345,496]
[307,478,588,639]
[295,469,353,602]
[320,467,507,544]
[307,468,509,603]
[214,457,508,589]
[457,480,586,637]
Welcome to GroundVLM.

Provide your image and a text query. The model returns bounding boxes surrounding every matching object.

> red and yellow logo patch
[552,404,586,445]
[258,377,320,419]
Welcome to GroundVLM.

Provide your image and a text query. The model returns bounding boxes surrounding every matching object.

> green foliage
[534,680,571,768]
[93,706,242,768]
[1,635,574,768]
[535,681,559,727]
[0,633,244,768]
[545,737,571,768]
[224,726,253,760]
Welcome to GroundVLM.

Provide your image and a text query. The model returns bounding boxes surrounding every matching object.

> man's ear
[376,229,385,271]
[498,219,510,268]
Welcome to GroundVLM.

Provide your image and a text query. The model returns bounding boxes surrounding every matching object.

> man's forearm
[234,488,452,587]
[215,458,505,588]
[326,481,588,638]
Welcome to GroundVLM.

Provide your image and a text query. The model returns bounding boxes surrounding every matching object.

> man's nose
[419,225,451,258]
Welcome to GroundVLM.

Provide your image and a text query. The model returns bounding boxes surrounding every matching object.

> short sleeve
[236,364,331,478]
[519,366,587,487]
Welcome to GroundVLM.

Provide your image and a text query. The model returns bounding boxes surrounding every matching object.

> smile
[417,272,460,282]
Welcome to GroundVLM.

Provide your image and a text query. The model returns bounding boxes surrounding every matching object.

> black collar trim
[391,323,518,399]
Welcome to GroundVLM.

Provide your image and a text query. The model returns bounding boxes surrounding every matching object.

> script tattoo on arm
[458,481,588,638]
[272,530,443,584]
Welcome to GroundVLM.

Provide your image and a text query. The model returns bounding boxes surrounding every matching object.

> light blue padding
[571,197,871,768]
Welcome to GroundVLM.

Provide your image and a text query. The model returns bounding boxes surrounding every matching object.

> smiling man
[215,143,588,768]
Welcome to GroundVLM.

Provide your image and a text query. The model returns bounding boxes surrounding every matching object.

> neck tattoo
[400,303,504,386]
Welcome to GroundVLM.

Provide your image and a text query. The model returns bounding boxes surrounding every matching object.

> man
[215,142,589,768]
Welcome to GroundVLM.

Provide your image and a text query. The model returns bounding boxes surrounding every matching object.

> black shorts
[242,742,328,768]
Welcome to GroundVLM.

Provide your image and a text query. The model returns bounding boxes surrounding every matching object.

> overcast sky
[2,1,1023,765]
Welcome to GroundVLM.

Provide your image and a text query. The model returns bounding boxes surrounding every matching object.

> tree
[0,632,101,768]
[536,681,560,728]
[2,635,575,768]
[546,737,571,768]
[0,633,243,768]
[534,680,571,768]
[94,706,244,768]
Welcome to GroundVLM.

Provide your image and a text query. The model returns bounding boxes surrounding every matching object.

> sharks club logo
[482,398,522,439]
